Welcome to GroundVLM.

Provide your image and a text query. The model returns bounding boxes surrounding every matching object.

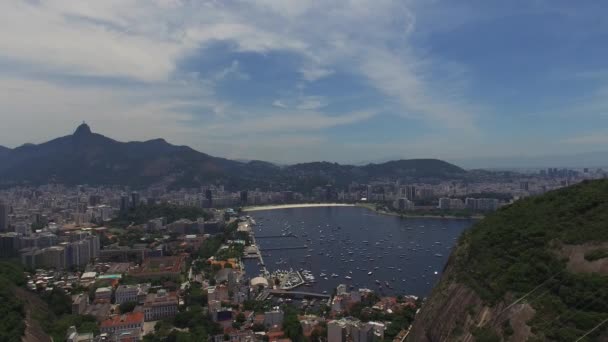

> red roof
[100,312,144,328]
[267,330,284,340]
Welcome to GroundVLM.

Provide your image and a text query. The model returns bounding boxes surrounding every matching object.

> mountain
[0,123,250,187]
[0,145,10,159]
[408,179,608,342]
[451,151,608,170]
[0,124,465,189]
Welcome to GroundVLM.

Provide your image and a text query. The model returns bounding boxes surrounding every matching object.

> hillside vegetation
[109,203,212,228]
[0,262,27,342]
[410,179,608,342]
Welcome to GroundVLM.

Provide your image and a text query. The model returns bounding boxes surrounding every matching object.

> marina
[243,206,474,297]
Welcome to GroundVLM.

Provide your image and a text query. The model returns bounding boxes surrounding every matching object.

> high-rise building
[131,192,140,209]
[405,185,416,201]
[328,320,347,342]
[120,194,129,213]
[41,246,67,270]
[240,191,248,205]
[204,189,213,208]
[89,195,102,206]
[438,198,464,210]
[0,233,20,258]
[65,234,99,269]
[0,201,9,232]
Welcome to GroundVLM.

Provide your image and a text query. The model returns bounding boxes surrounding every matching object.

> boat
[344,276,352,280]
[368,271,373,275]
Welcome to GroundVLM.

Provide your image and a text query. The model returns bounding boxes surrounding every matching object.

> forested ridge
[410,179,608,341]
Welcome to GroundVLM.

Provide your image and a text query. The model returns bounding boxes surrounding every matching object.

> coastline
[243,202,483,220]
[243,203,355,212]
[355,203,484,220]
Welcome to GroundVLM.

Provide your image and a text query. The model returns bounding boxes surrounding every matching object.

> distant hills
[408,179,608,341]
[0,124,466,189]
[452,151,608,170]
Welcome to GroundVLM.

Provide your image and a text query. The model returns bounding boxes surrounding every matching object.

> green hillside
[0,262,27,342]
[457,180,608,341]
[452,179,608,341]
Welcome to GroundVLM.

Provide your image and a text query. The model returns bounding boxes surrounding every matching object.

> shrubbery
[454,179,608,340]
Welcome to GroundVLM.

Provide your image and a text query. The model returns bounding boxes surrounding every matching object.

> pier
[256,234,297,239]
[247,222,270,277]
[269,289,331,299]
[260,245,308,251]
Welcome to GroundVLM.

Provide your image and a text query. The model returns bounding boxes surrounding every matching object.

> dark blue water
[243,206,475,297]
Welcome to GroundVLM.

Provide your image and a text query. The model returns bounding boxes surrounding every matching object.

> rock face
[408,179,608,342]
[407,259,536,342]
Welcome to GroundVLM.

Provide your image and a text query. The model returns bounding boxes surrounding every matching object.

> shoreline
[243,202,483,220]
[356,204,483,220]
[243,203,355,211]
[356,203,483,220]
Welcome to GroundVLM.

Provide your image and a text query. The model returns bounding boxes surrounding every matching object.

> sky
[1,0,608,166]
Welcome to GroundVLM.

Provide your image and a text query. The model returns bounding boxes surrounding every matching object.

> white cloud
[299,65,334,82]
[272,100,288,108]
[0,0,483,161]
[0,77,210,146]
[214,60,250,81]
[295,96,328,110]
[199,110,377,136]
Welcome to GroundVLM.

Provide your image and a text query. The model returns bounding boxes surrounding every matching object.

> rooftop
[100,312,144,328]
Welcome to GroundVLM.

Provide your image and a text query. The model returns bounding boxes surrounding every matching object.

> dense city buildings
[328,318,384,342]
[0,165,604,341]
[0,200,8,232]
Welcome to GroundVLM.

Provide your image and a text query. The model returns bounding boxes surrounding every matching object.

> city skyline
[1,1,608,165]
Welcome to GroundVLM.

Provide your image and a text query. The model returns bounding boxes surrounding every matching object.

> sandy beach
[243,203,355,211]
[243,202,482,219]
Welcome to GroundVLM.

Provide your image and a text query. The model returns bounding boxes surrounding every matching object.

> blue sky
[1,0,607,165]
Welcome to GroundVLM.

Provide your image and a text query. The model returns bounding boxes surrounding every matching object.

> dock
[260,245,308,251]
[247,222,269,277]
[256,234,297,239]
[269,289,331,299]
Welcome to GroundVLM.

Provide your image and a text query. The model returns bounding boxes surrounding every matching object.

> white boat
[344,276,352,280]
[368,271,373,275]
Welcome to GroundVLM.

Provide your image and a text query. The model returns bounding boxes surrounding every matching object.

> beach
[243,203,355,211]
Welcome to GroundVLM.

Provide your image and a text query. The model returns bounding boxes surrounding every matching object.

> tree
[42,288,72,316]
[236,313,246,324]
[119,301,138,314]
[0,276,25,342]
[283,306,304,342]
[252,323,266,332]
